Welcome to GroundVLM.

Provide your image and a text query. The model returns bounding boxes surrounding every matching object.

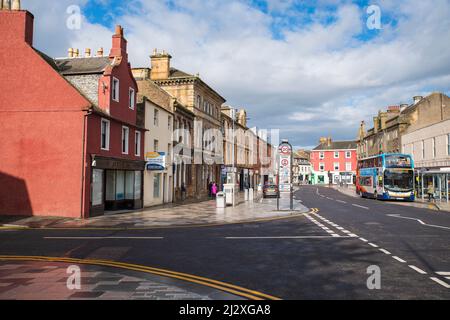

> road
[0,185,449,299]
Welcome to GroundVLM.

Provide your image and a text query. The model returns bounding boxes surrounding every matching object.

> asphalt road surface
[0,185,449,299]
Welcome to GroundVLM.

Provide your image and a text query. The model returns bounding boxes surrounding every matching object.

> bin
[216,192,226,208]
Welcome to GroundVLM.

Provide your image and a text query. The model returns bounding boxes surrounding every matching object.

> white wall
[402,119,450,169]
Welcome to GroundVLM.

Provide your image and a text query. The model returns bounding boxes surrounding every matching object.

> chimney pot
[1,0,10,10]
[97,47,104,57]
[74,48,80,57]
[11,0,19,10]
[85,48,91,57]
[115,25,123,36]
[68,48,74,58]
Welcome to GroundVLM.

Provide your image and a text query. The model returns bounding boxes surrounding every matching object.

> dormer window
[112,77,120,102]
[129,88,135,110]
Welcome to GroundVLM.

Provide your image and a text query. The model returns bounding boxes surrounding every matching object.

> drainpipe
[80,110,92,219]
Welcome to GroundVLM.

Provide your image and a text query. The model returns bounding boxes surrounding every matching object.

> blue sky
[24,0,450,149]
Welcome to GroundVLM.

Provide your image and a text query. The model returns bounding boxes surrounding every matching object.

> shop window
[106,170,116,201]
[116,171,125,200]
[134,171,142,200]
[92,169,104,206]
[125,171,135,200]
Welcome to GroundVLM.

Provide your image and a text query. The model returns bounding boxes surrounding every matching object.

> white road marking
[225,236,353,240]
[379,248,391,255]
[352,204,369,210]
[326,197,334,200]
[430,277,450,289]
[387,214,450,231]
[436,272,450,276]
[368,243,379,248]
[342,230,352,234]
[336,227,344,230]
[409,265,427,275]
[359,238,369,242]
[336,200,347,204]
[392,256,407,263]
[44,237,164,240]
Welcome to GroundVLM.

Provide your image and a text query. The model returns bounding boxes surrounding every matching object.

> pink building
[310,138,357,185]
[0,6,145,218]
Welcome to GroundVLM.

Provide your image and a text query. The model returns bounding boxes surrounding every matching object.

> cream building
[139,95,174,207]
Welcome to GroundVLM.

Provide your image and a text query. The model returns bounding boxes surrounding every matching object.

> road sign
[277,140,294,210]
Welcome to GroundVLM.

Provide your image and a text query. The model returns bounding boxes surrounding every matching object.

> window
[154,139,159,152]
[319,152,325,160]
[334,163,340,171]
[346,162,352,171]
[432,137,436,158]
[448,134,450,156]
[345,151,351,159]
[168,116,172,131]
[334,151,339,159]
[154,109,159,126]
[100,119,110,150]
[129,88,135,109]
[319,163,325,171]
[135,131,141,156]
[122,126,129,154]
[422,140,425,159]
[168,143,171,159]
[153,173,161,198]
[196,95,201,109]
[112,77,120,102]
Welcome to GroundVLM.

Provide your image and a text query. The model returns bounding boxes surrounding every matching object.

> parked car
[263,184,279,198]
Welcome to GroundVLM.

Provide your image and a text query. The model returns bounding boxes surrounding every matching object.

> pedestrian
[427,183,435,202]
[208,181,212,198]
[181,182,186,201]
[211,182,218,198]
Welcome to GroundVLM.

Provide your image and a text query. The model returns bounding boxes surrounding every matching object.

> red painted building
[310,138,357,185]
[0,7,145,218]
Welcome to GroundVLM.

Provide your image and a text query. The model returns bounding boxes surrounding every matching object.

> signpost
[277,140,293,210]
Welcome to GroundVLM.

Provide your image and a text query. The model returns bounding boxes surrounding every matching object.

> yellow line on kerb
[0,211,313,231]
[0,255,281,301]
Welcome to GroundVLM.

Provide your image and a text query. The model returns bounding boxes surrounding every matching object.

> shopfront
[90,156,145,216]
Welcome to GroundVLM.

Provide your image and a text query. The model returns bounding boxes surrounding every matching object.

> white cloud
[22,0,450,147]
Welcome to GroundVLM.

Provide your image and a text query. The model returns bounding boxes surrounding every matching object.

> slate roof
[313,140,357,151]
[53,57,111,75]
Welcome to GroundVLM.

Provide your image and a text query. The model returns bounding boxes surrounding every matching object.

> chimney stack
[327,137,332,147]
[150,49,172,80]
[109,24,127,59]
[319,137,327,145]
[400,104,409,112]
[85,48,91,57]
[413,96,423,105]
[11,0,19,10]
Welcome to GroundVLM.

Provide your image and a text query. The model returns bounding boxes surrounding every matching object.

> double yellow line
[0,255,280,300]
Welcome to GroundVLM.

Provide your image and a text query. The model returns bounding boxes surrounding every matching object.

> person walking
[427,183,435,202]
[211,182,218,199]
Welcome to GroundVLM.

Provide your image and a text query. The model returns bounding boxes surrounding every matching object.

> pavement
[0,260,240,300]
[1,185,449,300]
[331,184,450,213]
[0,194,309,230]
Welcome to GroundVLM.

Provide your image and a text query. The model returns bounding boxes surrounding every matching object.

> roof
[169,68,193,78]
[53,57,111,75]
[313,140,357,151]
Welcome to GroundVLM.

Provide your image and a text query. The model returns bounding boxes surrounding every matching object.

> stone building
[293,150,311,184]
[133,50,225,198]
[401,93,450,201]
[357,105,408,159]
[221,106,258,191]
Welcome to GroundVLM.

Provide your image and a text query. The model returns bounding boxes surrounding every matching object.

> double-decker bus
[356,153,415,201]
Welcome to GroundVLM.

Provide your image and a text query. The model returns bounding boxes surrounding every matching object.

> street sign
[277,140,294,210]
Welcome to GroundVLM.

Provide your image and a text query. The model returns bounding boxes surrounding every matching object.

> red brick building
[310,138,357,185]
[0,7,145,218]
